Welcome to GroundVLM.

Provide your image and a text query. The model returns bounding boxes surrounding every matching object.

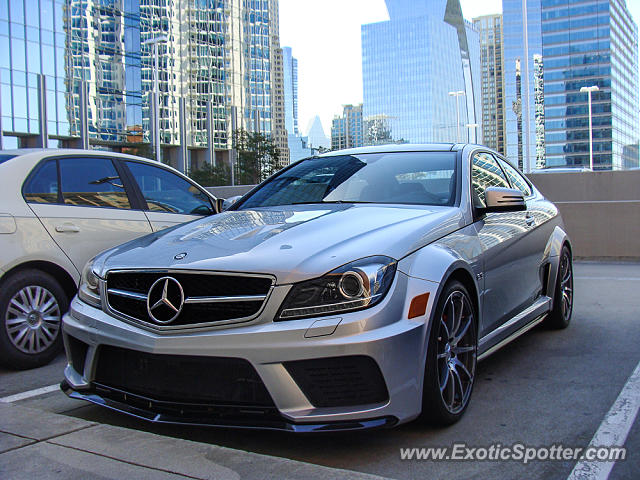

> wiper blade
[289,200,375,205]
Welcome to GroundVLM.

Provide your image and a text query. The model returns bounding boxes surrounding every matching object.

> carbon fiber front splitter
[60,381,398,433]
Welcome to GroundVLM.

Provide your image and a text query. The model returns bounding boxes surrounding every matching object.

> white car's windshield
[238,151,458,209]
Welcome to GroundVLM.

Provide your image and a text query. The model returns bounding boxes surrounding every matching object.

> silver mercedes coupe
[61,144,574,432]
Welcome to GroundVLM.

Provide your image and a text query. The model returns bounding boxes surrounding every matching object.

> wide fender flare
[399,245,481,397]
[544,225,571,298]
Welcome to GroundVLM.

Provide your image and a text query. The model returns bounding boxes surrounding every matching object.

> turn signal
[408,292,430,319]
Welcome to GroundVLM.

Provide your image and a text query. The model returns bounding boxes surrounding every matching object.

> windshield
[237,151,458,209]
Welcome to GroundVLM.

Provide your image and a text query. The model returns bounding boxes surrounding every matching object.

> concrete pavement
[0,402,391,480]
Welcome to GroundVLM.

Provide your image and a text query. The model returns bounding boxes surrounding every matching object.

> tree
[233,129,280,184]
[189,163,231,187]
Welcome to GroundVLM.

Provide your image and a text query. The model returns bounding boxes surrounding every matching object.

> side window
[24,159,59,204]
[499,159,532,197]
[126,162,213,215]
[471,152,510,208]
[59,157,132,209]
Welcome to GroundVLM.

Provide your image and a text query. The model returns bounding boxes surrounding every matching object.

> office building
[0,0,287,171]
[331,104,364,150]
[362,0,482,144]
[503,0,639,170]
[473,14,506,155]
[282,46,298,136]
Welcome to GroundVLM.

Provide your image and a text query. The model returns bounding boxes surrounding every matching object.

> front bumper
[62,271,440,431]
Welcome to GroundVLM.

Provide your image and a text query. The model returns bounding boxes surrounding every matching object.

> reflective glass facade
[362,0,482,144]
[504,0,639,170]
[282,46,297,135]
[503,0,544,170]
[542,0,639,169]
[1,0,283,156]
[473,14,506,155]
[1,0,68,147]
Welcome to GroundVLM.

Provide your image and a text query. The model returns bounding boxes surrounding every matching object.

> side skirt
[477,296,551,361]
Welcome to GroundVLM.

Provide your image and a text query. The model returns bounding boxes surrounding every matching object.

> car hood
[95,204,464,284]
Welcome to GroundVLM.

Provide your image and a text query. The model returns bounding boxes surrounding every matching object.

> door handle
[525,214,535,227]
[55,223,80,233]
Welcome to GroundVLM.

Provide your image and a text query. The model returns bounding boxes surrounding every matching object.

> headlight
[78,258,102,308]
[277,256,397,320]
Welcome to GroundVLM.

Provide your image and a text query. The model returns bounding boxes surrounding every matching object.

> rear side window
[59,157,132,209]
[0,154,18,164]
[471,152,510,208]
[23,160,59,204]
[125,161,213,215]
[499,159,532,197]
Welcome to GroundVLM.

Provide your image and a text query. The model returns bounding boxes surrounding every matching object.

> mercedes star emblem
[146,276,184,324]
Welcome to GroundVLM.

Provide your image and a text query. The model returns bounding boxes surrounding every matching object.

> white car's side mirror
[221,195,243,211]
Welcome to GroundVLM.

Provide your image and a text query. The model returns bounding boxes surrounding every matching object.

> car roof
[317,143,469,157]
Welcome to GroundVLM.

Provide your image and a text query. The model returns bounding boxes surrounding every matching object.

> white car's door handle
[55,223,80,233]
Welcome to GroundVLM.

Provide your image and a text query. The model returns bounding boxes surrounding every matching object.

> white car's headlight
[277,256,397,320]
[78,258,102,308]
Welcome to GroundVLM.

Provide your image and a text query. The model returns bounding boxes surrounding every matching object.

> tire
[0,269,68,370]
[543,245,573,330]
[421,281,477,426]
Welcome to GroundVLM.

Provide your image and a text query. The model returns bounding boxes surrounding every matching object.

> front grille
[284,356,389,408]
[94,345,275,407]
[105,270,273,329]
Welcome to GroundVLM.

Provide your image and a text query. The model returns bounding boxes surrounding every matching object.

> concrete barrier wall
[205,185,255,199]
[204,171,639,259]
[527,171,640,259]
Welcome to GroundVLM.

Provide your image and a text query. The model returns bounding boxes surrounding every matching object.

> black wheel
[0,270,68,370]
[544,245,573,329]
[421,281,477,426]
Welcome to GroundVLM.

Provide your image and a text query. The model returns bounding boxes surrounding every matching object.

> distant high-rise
[362,0,482,144]
[306,116,330,150]
[472,14,506,155]
[331,104,364,150]
[503,0,640,170]
[282,47,299,136]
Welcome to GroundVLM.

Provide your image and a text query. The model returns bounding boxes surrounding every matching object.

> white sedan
[0,149,218,369]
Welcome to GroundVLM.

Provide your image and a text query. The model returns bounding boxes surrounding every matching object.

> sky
[279,0,640,138]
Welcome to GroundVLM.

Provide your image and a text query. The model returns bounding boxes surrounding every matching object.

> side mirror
[484,187,526,213]
[221,195,243,211]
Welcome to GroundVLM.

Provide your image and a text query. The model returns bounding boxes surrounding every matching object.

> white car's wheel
[0,270,67,370]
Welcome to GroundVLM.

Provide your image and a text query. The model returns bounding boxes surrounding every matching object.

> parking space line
[575,277,640,281]
[567,359,640,480]
[0,384,60,403]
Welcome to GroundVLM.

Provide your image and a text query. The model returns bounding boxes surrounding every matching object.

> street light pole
[465,123,479,144]
[580,85,599,171]
[143,35,168,162]
[449,91,465,143]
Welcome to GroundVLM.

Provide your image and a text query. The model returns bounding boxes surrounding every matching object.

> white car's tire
[0,270,67,370]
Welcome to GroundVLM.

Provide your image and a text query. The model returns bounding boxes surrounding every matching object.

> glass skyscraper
[362,0,482,144]
[473,14,506,155]
[282,46,298,136]
[1,0,69,146]
[503,0,544,170]
[1,0,287,168]
[503,0,639,170]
